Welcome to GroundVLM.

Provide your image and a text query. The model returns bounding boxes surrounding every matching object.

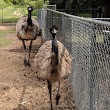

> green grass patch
[0,28,15,37]
[0,37,12,47]
[96,34,104,43]
[2,18,19,23]
[0,5,37,23]
[0,28,15,47]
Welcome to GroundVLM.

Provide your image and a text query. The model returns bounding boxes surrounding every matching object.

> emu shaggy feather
[34,40,72,82]
[16,16,39,40]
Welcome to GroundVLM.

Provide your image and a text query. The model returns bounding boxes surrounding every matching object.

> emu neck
[52,34,57,45]
[51,33,59,65]
[52,33,56,40]
[27,11,32,26]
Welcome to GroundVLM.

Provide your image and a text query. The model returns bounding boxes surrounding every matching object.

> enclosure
[38,8,110,110]
[0,4,109,110]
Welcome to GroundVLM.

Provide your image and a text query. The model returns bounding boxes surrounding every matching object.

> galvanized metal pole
[90,23,96,110]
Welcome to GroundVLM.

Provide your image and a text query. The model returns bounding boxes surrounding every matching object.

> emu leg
[22,40,27,66]
[56,81,60,105]
[27,40,33,67]
[47,80,53,110]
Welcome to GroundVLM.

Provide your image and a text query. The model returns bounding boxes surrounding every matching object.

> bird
[34,25,72,110]
[16,6,41,67]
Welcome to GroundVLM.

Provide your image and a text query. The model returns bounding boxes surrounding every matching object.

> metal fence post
[51,11,53,26]
[90,22,97,110]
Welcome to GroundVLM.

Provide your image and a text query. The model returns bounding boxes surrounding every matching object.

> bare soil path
[0,25,75,110]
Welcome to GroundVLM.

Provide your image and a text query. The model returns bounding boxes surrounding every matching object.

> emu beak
[52,29,57,34]
[28,8,32,11]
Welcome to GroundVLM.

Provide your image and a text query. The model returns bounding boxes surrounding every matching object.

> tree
[20,0,25,6]
[49,0,68,9]
[102,0,110,17]
[0,0,8,8]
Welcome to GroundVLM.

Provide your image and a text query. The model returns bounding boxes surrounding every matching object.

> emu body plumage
[34,25,72,110]
[16,6,40,66]
[34,40,71,81]
[16,16,39,40]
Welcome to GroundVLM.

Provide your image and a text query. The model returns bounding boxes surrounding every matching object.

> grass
[0,6,37,23]
[0,28,15,47]
[96,34,104,43]
[0,28,15,36]
[0,37,12,47]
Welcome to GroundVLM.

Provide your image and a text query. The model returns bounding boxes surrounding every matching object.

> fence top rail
[43,4,56,6]
[46,8,110,27]
[93,18,110,20]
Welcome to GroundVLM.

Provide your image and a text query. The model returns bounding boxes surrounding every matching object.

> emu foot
[55,94,60,105]
[27,60,31,67]
[24,58,28,67]
[50,103,53,110]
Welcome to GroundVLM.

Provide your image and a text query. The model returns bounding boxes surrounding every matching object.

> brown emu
[34,25,72,110]
[16,6,40,67]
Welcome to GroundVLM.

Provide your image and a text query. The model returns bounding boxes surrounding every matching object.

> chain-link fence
[37,5,56,40]
[38,8,110,110]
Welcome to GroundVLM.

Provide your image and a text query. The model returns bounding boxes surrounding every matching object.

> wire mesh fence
[37,5,56,40]
[38,8,110,110]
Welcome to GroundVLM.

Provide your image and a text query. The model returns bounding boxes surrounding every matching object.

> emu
[16,6,40,67]
[34,25,72,110]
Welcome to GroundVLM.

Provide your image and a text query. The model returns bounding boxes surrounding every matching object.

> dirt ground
[0,25,75,110]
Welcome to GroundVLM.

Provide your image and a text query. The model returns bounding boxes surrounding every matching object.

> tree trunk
[102,0,110,17]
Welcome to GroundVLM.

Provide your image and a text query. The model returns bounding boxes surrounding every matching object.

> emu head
[27,6,33,13]
[50,25,58,35]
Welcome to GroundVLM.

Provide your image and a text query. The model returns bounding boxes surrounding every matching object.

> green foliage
[1,0,47,8]
[49,0,100,9]
[0,0,8,8]
[65,0,73,9]
[77,12,91,17]
[0,5,37,23]
[27,0,44,9]
[36,0,44,9]
[0,0,49,23]
[49,0,64,4]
